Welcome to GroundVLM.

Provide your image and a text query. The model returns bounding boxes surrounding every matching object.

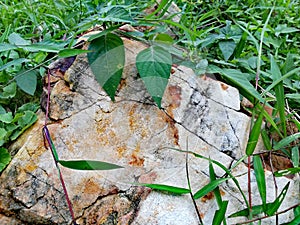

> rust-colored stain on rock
[129,143,144,167]
[220,83,229,90]
[201,191,215,202]
[168,85,182,108]
[83,179,101,194]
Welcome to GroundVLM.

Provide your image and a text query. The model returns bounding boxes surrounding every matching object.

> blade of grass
[266,182,290,216]
[246,110,264,156]
[193,177,230,200]
[136,183,190,195]
[209,161,227,225]
[253,155,267,212]
[166,147,250,209]
[273,132,300,150]
[270,55,287,137]
[212,201,229,225]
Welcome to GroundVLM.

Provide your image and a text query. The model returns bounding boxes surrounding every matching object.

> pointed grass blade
[193,178,230,200]
[212,201,228,225]
[58,160,123,170]
[253,155,267,211]
[246,111,264,156]
[137,183,190,195]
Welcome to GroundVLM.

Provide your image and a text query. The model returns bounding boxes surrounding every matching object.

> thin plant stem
[185,140,203,225]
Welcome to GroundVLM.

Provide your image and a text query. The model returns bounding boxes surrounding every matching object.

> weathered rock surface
[0,38,298,225]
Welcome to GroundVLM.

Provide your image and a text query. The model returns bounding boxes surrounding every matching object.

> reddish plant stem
[43,70,77,225]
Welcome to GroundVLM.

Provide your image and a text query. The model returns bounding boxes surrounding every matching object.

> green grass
[0,0,299,224]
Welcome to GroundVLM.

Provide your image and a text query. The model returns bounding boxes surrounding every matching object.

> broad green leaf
[212,201,228,225]
[270,55,286,136]
[286,94,300,101]
[8,32,30,45]
[246,111,264,156]
[193,177,230,200]
[266,182,290,216]
[273,132,300,150]
[0,147,11,172]
[0,82,17,99]
[0,112,13,123]
[136,46,172,108]
[58,160,123,170]
[137,183,190,195]
[207,65,264,104]
[0,58,30,72]
[15,69,37,95]
[253,155,267,211]
[0,43,18,52]
[218,40,236,61]
[88,33,125,101]
[58,49,91,58]
[274,167,300,177]
[291,146,299,167]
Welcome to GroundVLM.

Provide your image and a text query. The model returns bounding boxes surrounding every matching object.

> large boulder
[0,38,298,225]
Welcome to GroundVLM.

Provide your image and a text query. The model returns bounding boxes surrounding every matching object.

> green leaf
[137,183,190,195]
[291,146,299,167]
[0,82,17,99]
[246,111,264,156]
[20,40,67,52]
[88,33,125,101]
[229,204,265,218]
[209,161,223,208]
[274,167,300,177]
[10,111,37,140]
[0,43,18,52]
[8,32,30,45]
[193,178,230,200]
[266,182,290,216]
[0,112,13,123]
[136,46,172,108]
[58,160,123,170]
[99,7,134,23]
[234,31,247,58]
[212,201,228,225]
[0,147,11,172]
[0,128,8,146]
[15,70,37,95]
[58,49,91,58]
[270,55,286,136]
[281,214,300,225]
[0,58,30,72]
[253,155,267,211]
[218,40,236,61]
[87,25,122,42]
[275,24,299,37]
[273,132,300,150]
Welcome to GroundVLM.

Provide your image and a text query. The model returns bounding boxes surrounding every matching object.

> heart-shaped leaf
[15,69,37,95]
[136,46,172,108]
[88,33,125,101]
